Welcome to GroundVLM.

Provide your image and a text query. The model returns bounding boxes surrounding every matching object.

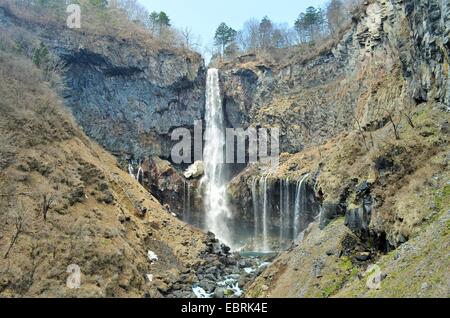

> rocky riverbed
[164,232,276,298]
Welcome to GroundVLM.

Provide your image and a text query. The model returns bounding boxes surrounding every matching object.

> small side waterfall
[251,174,310,252]
[202,68,232,246]
[251,176,271,252]
[128,164,134,177]
[261,176,269,252]
[183,181,191,223]
[279,179,284,243]
[279,178,290,247]
[251,178,259,246]
[293,174,309,241]
[128,162,144,183]
[136,166,143,183]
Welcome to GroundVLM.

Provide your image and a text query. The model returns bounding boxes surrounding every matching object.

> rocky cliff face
[219,0,450,153]
[57,41,205,160]
[225,0,449,252]
[0,43,210,297]
[0,5,206,161]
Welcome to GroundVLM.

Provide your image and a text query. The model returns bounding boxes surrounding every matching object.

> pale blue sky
[139,0,328,55]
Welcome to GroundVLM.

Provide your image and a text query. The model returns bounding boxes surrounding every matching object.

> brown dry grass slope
[0,46,206,297]
[245,103,450,298]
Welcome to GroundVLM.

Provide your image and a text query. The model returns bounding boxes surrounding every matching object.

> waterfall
[128,163,143,183]
[279,179,284,243]
[202,68,232,246]
[250,176,271,252]
[251,178,259,249]
[261,176,270,252]
[128,164,134,178]
[293,174,309,240]
[136,166,143,183]
[279,178,290,247]
[183,181,191,223]
[251,174,310,251]
[285,178,290,241]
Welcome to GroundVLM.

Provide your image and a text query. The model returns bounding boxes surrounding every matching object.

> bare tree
[42,194,55,221]
[180,27,201,50]
[4,207,28,259]
[238,18,261,52]
[181,27,193,47]
[117,0,149,25]
[380,105,405,141]
[326,0,346,35]
[350,113,371,151]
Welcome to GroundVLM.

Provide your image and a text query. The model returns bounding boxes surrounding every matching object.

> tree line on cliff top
[213,0,364,59]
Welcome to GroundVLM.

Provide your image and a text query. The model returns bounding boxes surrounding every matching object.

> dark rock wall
[54,41,206,160]
[0,5,206,161]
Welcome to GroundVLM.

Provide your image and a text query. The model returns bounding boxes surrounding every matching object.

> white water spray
[128,164,134,177]
[202,68,232,246]
[279,178,290,246]
[136,166,143,182]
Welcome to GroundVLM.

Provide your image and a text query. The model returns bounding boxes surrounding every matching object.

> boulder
[184,161,204,179]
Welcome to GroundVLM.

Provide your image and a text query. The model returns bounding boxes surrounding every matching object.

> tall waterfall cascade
[185,68,312,252]
[261,176,269,252]
[202,68,233,246]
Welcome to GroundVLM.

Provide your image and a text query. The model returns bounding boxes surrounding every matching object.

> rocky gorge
[0,0,449,298]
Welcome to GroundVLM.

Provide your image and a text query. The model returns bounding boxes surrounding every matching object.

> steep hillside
[221,0,450,297]
[244,103,449,297]
[0,2,205,161]
[0,29,210,297]
[0,0,207,220]
[0,4,270,299]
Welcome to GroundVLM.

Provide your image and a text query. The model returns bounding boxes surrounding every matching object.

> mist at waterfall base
[192,68,317,253]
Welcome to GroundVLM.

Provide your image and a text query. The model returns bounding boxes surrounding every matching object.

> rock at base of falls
[184,161,205,179]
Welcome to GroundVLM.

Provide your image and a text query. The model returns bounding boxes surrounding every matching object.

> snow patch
[147,250,158,262]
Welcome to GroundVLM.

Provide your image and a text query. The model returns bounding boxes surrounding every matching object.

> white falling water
[250,176,271,252]
[251,175,311,251]
[261,176,270,252]
[128,163,143,183]
[202,68,233,246]
[251,178,260,249]
[285,178,290,241]
[136,166,143,183]
[183,181,191,223]
[279,179,284,243]
[128,164,134,177]
[279,178,290,246]
[293,174,309,240]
